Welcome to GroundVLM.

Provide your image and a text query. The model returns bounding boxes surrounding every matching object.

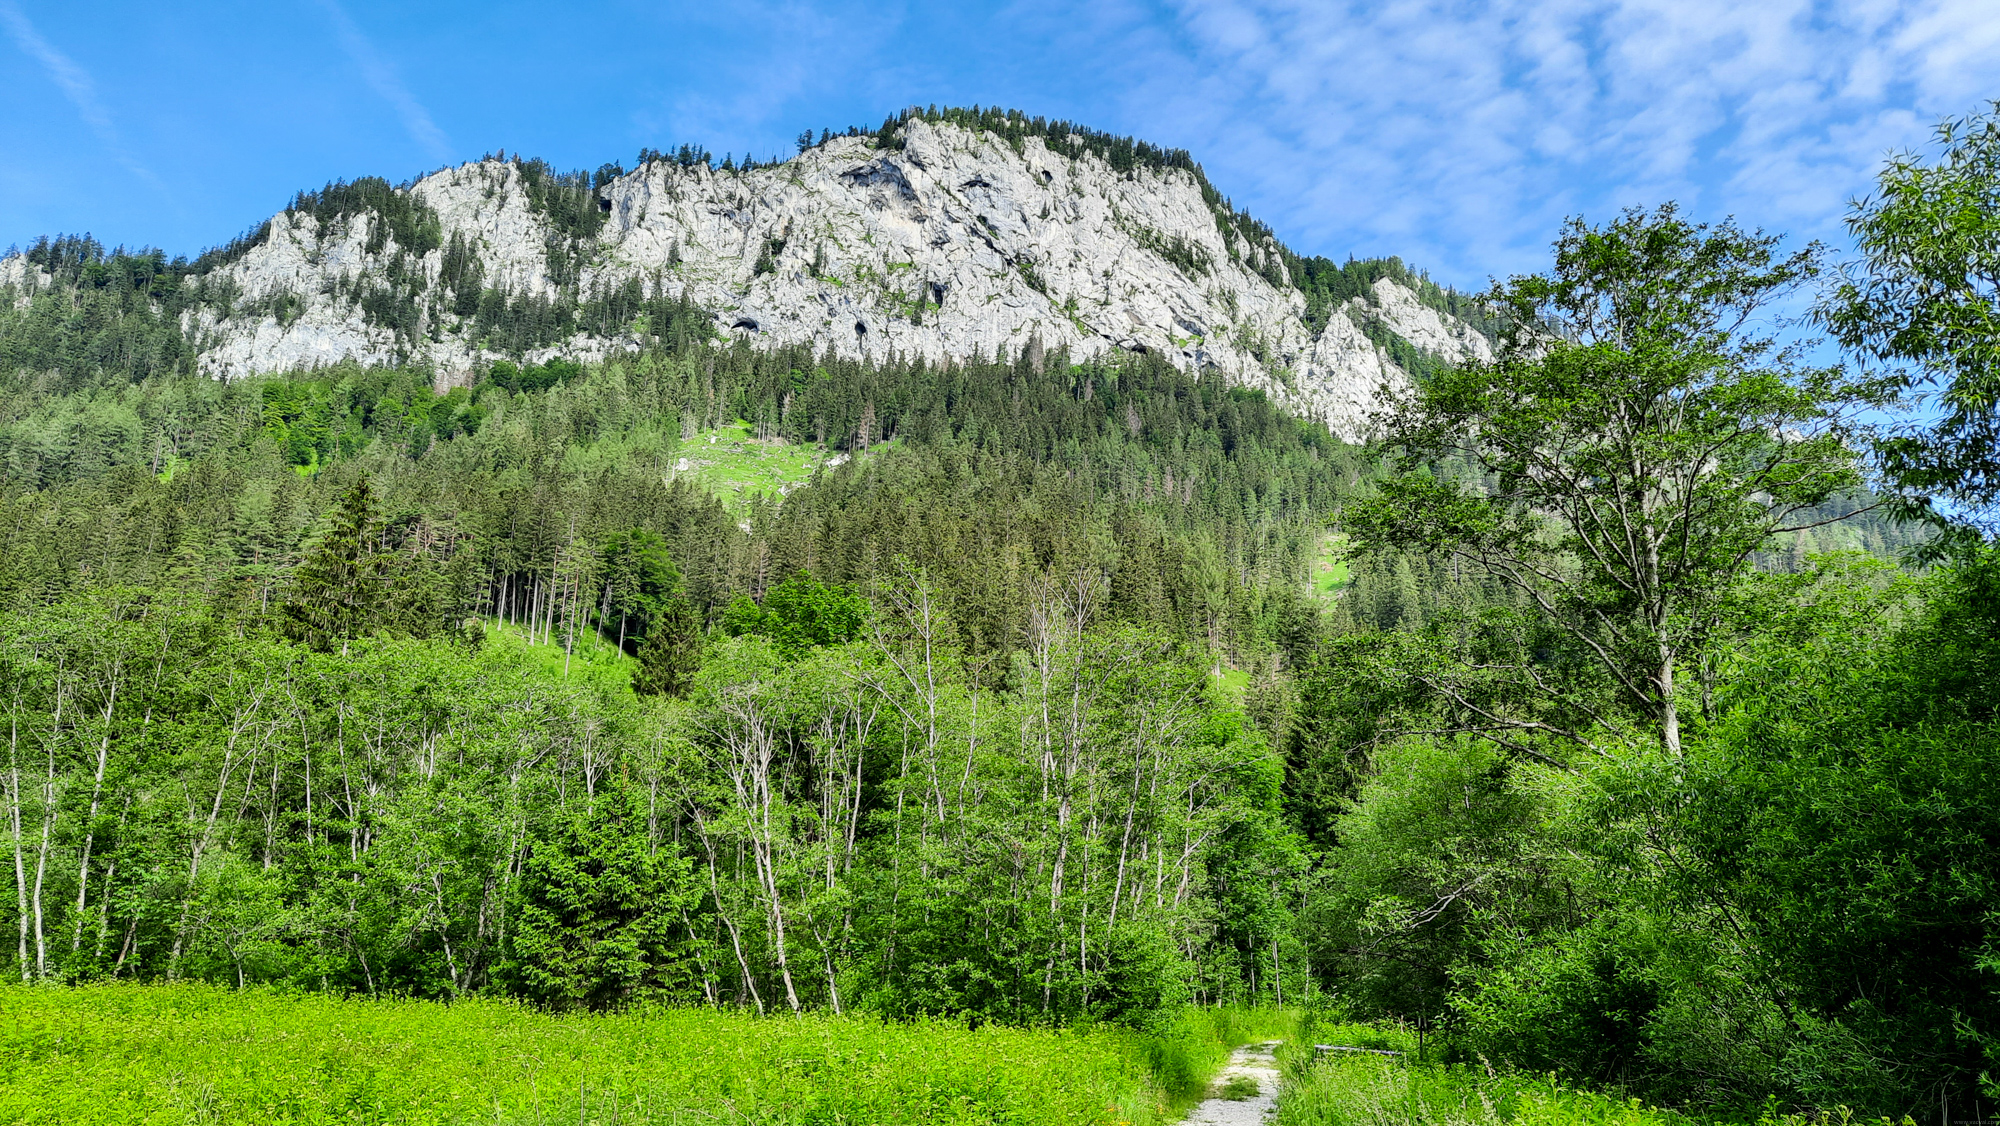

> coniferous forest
[2,105,1998,1126]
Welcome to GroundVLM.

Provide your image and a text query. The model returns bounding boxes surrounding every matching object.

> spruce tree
[281,476,385,653]
[631,595,701,697]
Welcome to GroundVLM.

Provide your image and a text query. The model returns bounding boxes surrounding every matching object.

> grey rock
[5,119,1495,440]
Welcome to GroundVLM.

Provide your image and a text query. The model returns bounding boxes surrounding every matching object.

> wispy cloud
[313,0,453,163]
[0,1,167,193]
[636,0,910,159]
[1032,0,2000,285]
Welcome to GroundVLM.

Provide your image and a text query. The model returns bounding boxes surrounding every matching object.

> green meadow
[0,986,1294,1126]
[677,422,858,508]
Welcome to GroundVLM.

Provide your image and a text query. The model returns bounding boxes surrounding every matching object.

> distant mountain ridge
[0,106,1495,439]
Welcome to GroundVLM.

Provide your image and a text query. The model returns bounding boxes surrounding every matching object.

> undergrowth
[1274,1022,1909,1126]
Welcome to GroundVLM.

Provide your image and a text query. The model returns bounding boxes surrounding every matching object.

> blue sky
[2,0,1996,292]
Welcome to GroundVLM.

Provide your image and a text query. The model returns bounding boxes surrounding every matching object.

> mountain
[0,107,1494,439]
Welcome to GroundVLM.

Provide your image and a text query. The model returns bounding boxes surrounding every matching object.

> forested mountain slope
[2,101,1989,1126]
[0,107,1494,439]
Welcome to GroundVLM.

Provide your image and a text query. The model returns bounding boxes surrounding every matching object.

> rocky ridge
[1,116,1493,439]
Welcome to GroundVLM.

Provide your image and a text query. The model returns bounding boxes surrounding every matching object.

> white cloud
[645,1,895,158]
[0,1,166,193]
[313,0,452,164]
[1069,0,2000,285]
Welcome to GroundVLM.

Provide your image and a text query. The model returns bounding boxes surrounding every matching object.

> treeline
[0,235,252,384]
[0,579,1291,1019]
[871,104,1203,178]
[861,104,1493,350]
[0,331,1365,1019]
[0,339,1354,659]
[1,106,1495,393]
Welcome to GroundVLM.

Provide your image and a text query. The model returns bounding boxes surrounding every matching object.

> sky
[1,0,1996,292]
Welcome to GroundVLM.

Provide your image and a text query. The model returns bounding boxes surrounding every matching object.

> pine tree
[281,476,385,653]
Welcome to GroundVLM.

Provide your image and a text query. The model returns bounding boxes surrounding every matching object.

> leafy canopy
[1820,102,2000,532]
[1345,205,1891,754]
[722,571,869,660]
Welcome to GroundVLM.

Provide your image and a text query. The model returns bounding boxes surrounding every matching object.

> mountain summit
[2,108,1493,439]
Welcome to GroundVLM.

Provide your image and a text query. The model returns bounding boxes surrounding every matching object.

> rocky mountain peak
[2,110,1495,440]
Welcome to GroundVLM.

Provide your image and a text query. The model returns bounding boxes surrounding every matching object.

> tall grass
[0,984,1291,1126]
[1272,1025,1895,1126]
[1135,1006,1301,1115]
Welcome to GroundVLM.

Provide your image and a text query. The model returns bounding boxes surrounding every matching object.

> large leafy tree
[1820,103,2000,534]
[721,570,868,660]
[1345,206,1891,754]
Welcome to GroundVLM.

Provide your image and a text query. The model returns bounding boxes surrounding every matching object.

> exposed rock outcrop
[1,118,1493,440]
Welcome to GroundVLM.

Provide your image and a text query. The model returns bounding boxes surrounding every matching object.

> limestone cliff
[1,115,1492,439]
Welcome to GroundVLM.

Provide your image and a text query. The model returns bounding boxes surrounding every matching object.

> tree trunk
[1656,651,1681,756]
[7,722,28,982]
[72,681,117,952]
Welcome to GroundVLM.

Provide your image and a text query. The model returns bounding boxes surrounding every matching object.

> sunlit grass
[677,422,832,509]
[1272,1022,1878,1126]
[0,984,1295,1126]
[1311,533,1351,599]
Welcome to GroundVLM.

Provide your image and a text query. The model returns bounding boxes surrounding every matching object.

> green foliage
[1819,102,2000,528]
[1273,1050,1718,1126]
[503,784,700,1009]
[1670,552,2000,1110]
[280,476,386,649]
[630,595,701,696]
[753,235,786,276]
[1346,205,1892,754]
[600,529,682,638]
[287,175,443,256]
[468,282,711,356]
[0,985,1253,1126]
[598,528,704,696]
[512,158,608,289]
[0,236,204,385]
[1308,555,2000,1116]
[722,570,869,658]
[882,106,1199,177]
[486,356,584,394]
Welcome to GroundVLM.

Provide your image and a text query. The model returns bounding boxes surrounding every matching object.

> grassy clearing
[1310,534,1351,600]
[1211,667,1252,703]
[0,985,1291,1126]
[675,422,835,509]
[480,621,637,684]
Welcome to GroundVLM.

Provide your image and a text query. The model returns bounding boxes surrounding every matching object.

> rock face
[1,118,1492,439]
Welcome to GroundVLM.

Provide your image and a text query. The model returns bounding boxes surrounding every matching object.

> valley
[0,103,1994,1126]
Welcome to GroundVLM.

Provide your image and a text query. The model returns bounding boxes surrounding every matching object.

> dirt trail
[1181,1040,1283,1125]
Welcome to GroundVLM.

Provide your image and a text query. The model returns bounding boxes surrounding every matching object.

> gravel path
[1181,1040,1283,1125]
